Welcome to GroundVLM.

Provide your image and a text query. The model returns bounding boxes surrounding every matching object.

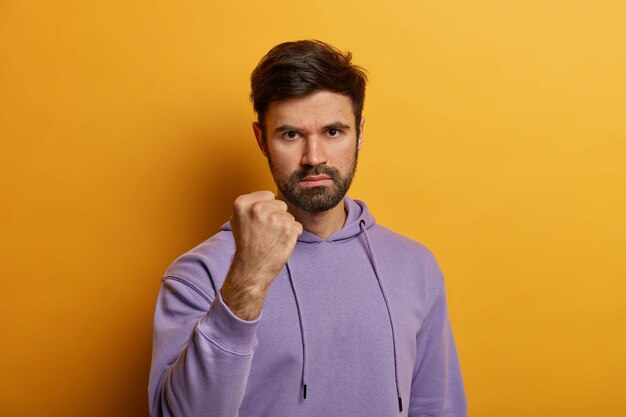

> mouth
[299,175,333,187]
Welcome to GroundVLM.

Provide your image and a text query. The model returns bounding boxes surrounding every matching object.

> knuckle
[233,196,247,215]
[234,194,249,208]
[251,200,267,219]
[285,223,295,235]
[269,213,288,230]
[281,221,293,235]
[269,211,283,225]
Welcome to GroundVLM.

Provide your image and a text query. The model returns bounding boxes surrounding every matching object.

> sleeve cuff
[197,291,262,353]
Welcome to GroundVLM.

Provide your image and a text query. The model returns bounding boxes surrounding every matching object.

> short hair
[250,39,368,140]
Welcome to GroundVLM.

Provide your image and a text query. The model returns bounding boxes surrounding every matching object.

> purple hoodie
[148,196,467,417]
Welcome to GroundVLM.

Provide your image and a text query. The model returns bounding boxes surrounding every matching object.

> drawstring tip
[303,384,307,399]
[398,397,403,412]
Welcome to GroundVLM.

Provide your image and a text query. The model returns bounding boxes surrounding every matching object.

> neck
[278,193,347,240]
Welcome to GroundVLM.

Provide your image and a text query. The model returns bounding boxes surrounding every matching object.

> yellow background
[1,1,625,416]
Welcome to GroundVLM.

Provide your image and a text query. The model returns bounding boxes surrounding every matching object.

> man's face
[253,90,364,212]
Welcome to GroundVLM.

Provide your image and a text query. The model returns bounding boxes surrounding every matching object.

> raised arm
[148,191,302,417]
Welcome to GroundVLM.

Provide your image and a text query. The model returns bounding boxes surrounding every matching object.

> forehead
[264,90,355,128]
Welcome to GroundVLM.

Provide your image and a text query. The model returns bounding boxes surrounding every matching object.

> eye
[283,130,300,140]
[327,128,341,137]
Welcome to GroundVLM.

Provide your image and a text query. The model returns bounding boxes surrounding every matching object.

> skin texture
[220,191,303,320]
[221,90,365,320]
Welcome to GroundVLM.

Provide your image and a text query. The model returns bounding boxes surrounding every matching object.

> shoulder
[368,224,439,265]
[161,229,236,300]
[367,223,445,300]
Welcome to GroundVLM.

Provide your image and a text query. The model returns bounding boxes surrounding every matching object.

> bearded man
[148,40,467,417]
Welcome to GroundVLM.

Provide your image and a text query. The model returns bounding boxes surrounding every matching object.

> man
[148,40,467,417]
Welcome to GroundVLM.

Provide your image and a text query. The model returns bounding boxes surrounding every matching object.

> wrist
[220,269,268,321]
[228,255,274,293]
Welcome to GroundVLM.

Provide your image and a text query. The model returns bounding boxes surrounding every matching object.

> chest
[253,242,424,378]
[240,241,429,415]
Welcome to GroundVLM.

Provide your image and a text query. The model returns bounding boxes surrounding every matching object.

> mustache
[292,165,340,181]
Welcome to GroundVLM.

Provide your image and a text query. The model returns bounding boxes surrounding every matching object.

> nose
[301,135,327,167]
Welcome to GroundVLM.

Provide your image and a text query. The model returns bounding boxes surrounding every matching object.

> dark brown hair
[250,39,368,140]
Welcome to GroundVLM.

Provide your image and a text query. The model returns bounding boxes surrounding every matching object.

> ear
[252,121,269,158]
[357,116,365,150]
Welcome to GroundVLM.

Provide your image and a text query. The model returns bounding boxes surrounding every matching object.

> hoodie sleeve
[408,259,467,417]
[148,276,261,417]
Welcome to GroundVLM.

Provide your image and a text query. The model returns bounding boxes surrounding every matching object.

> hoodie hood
[219,196,376,243]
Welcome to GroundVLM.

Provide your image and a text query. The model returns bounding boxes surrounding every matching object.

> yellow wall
[1,1,625,416]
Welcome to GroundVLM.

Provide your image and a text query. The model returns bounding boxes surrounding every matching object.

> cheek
[333,143,358,168]
[268,148,299,174]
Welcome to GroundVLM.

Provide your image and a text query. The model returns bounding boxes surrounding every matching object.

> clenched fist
[220,191,303,320]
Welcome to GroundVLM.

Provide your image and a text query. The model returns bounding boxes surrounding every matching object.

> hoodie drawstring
[286,260,308,400]
[285,223,402,413]
[360,220,403,413]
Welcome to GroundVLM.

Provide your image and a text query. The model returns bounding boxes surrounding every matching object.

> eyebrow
[273,122,351,134]
[274,124,302,134]
[323,122,351,131]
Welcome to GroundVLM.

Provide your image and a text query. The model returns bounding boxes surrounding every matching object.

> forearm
[220,261,270,321]
[149,279,261,417]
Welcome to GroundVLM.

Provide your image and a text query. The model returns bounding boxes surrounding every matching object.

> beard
[268,149,358,212]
